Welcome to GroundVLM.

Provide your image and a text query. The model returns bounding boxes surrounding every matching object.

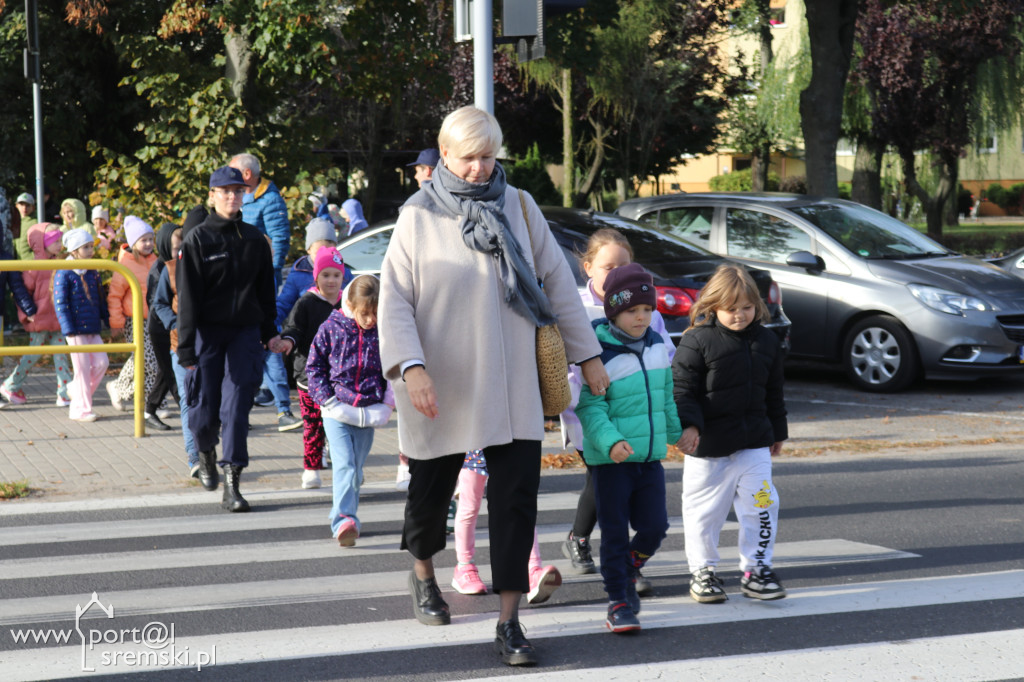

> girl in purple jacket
[306,275,394,547]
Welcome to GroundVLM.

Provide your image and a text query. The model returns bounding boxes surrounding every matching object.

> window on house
[769,0,786,26]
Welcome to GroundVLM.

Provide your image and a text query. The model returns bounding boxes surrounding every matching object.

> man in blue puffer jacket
[229,153,291,289]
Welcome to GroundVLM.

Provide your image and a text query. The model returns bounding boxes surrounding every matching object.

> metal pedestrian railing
[0,259,147,437]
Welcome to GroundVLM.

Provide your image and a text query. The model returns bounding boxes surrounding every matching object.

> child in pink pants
[451,450,562,603]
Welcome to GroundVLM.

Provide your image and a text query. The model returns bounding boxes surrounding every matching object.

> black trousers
[401,439,541,593]
[571,450,598,538]
[146,325,179,414]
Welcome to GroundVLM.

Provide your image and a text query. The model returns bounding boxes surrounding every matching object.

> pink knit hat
[313,247,345,282]
[43,229,62,249]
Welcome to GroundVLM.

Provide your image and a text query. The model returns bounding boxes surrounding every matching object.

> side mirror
[787,250,826,272]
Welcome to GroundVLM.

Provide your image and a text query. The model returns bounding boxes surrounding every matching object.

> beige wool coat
[379,186,602,460]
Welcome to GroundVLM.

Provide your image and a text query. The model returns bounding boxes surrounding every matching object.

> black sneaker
[277,411,302,432]
[605,601,640,634]
[689,566,727,603]
[253,388,275,407]
[561,531,596,574]
[741,566,787,600]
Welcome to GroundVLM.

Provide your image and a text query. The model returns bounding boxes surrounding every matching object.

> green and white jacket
[576,320,683,466]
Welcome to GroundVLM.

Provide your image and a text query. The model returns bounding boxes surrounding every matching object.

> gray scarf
[422,161,556,326]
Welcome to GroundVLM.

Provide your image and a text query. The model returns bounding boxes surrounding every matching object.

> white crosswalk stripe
[1,487,1020,681]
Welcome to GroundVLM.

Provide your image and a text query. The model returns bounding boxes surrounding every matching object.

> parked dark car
[335,206,790,344]
[987,247,1024,280]
[618,192,1024,391]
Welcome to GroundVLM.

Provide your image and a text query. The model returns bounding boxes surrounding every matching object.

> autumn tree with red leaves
[855,0,1024,238]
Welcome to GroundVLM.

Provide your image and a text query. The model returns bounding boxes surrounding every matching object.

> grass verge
[0,480,31,500]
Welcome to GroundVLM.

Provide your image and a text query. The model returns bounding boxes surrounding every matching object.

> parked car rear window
[790,203,950,260]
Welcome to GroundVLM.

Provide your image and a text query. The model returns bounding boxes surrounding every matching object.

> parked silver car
[618,192,1024,392]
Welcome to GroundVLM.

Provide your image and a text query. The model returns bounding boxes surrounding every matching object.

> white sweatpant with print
[682,447,779,573]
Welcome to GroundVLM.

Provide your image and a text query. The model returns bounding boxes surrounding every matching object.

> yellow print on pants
[753,480,775,509]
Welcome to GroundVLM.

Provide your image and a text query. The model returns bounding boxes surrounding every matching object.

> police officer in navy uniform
[176,166,279,512]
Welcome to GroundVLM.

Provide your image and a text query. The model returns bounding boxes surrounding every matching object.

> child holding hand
[575,263,682,634]
[672,264,788,604]
[275,247,346,489]
[305,275,393,547]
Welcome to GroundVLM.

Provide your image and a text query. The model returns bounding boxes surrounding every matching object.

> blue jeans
[324,416,374,536]
[262,349,291,413]
[171,350,199,469]
[592,460,668,602]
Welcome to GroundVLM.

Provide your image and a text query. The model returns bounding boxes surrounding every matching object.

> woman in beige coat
[379,106,609,667]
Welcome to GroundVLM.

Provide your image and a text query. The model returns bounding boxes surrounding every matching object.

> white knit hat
[62,228,93,254]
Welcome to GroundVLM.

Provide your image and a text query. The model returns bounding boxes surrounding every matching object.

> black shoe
[221,464,250,512]
[144,413,172,432]
[495,619,536,666]
[626,575,641,615]
[605,601,641,634]
[253,388,274,407]
[633,567,654,596]
[561,531,596,574]
[408,571,450,626]
[277,410,302,432]
[198,449,219,491]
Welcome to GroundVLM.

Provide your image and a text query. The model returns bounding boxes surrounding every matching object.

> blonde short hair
[437,106,503,158]
[687,263,769,331]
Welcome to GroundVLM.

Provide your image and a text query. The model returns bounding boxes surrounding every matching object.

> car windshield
[588,214,715,263]
[790,203,950,259]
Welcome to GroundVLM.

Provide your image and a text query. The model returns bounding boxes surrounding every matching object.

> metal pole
[26,0,44,223]
[472,0,493,114]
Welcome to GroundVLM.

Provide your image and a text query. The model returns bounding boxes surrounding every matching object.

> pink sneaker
[527,565,562,604]
[451,563,487,595]
[335,518,358,547]
[1,386,27,405]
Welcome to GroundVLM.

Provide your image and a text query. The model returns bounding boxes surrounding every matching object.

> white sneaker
[71,412,99,423]
[55,396,72,407]
[106,381,124,412]
[155,407,174,419]
[301,469,321,489]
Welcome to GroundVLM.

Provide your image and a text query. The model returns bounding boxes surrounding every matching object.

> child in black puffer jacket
[673,263,788,605]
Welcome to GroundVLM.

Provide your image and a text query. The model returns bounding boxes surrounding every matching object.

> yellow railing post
[0,259,148,437]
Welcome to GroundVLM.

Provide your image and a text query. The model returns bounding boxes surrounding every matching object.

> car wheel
[843,315,919,392]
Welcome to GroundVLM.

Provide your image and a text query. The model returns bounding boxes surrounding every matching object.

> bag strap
[518,189,540,280]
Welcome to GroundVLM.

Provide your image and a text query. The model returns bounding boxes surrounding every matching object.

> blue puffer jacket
[53,265,108,336]
[576,320,682,466]
[241,178,291,272]
[1,251,37,320]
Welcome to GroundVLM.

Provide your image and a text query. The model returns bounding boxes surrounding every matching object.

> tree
[799,0,861,198]
[856,0,1024,238]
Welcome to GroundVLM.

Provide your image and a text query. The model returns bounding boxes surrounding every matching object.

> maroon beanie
[603,263,656,320]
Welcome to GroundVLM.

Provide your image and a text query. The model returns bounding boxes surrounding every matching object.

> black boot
[408,571,450,625]
[198,449,219,491]
[221,465,250,512]
[495,619,536,666]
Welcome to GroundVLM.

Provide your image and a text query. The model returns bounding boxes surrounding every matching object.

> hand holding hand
[580,357,610,396]
[609,440,634,463]
[678,426,700,454]
[404,366,439,419]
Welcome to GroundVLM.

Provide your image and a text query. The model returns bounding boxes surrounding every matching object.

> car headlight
[907,283,989,315]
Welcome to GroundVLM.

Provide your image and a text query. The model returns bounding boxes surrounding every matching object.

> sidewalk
[0,372,571,501]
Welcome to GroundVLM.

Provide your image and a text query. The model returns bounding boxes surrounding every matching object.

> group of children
[2,202,789,636]
[1,217,167,423]
[548,227,789,634]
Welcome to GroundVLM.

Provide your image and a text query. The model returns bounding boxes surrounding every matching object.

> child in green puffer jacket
[576,263,683,635]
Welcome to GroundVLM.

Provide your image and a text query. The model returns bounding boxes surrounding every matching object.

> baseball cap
[16,193,35,205]
[406,148,440,167]
[209,166,246,188]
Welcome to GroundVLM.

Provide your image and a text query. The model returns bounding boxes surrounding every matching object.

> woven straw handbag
[519,190,572,416]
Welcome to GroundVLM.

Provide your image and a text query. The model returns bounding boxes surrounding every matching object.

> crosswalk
[1,479,1022,681]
